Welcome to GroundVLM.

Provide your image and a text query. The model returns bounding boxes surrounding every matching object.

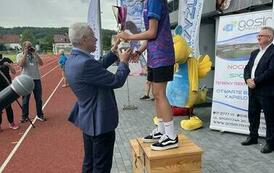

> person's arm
[100,51,119,69]
[244,51,255,83]
[34,52,43,66]
[254,51,274,85]
[131,41,148,63]
[83,49,131,89]
[100,48,132,69]
[99,36,122,68]
[136,41,148,54]
[244,52,256,89]
[58,56,62,65]
[110,35,120,55]
[135,41,148,57]
[3,62,16,75]
[17,52,28,67]
[118,19,158,41]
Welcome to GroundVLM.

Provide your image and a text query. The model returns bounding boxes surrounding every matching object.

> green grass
[5,54,17,62]
[1,52,54,62]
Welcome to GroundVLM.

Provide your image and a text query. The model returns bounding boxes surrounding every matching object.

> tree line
[0,27,116,52]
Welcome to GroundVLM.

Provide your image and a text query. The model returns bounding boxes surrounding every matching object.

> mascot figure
[154,34,212,131]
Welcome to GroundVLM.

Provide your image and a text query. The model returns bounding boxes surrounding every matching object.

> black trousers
[248,94,274,145]
[22,80,43,118]
[0,104,14,124]
[82,131,115,173]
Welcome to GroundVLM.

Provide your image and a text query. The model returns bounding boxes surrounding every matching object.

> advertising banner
[210,10,273,136]
[87,0,101,60]
[177,0,204,56]
[120,0,144,75]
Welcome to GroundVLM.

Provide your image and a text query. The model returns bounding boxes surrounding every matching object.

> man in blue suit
[242,27,274,154]
[65,22,132,173]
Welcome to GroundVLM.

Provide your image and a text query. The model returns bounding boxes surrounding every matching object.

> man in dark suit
[65,22,132,173]
[242,27,274,154]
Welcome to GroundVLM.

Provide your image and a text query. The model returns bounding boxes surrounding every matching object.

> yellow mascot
[154,34,212,131]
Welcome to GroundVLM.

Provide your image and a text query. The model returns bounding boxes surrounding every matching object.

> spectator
[58,49,69,88]
[139,80,154,101]
[137,51,154,101]
[242,27,274,153]
[65,22,131,173]
[16,41,46,123]
[0,54,19,131]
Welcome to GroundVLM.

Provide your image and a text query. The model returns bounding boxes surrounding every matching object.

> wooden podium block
[130,139,143,173]
[130,134,203,173]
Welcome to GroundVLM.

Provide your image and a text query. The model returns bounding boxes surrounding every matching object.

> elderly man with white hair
[65,22,132,173]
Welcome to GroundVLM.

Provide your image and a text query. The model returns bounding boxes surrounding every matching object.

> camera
[28,47,35,53]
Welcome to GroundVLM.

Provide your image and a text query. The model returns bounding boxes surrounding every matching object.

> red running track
[0,55,83,173]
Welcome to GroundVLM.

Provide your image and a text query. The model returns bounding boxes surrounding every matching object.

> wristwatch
[135,50,142,55]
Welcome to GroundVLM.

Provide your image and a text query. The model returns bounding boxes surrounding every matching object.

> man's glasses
[257,34,270,38]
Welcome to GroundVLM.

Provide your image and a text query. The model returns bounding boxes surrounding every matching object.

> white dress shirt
[251,43,272,79]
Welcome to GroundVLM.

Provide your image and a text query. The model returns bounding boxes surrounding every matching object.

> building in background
[52,34,72,54]
[0,34,21,51]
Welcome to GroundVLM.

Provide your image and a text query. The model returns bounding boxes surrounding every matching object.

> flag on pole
[177,0,204,57]
[87,0,101,60]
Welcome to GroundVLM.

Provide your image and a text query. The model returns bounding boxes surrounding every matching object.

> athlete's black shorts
[147,65,174,83]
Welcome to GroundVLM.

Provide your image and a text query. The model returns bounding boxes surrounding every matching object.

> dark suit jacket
[244,44,274,96]
[65,49,130,136]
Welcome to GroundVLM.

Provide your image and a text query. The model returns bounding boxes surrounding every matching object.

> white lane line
[41,65,59,78]
[41,78,63,110]
[0,78,63,173]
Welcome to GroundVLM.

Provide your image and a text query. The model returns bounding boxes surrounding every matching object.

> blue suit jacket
[244,44,274,96]
[65,49,130,136]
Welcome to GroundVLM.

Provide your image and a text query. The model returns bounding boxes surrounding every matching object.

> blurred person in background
[0,53,19,131]
[16,41,46,123]
[58,49,69,88]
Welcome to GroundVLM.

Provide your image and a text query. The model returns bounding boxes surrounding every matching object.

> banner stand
[210,10,272,136]
[123,79,138,110]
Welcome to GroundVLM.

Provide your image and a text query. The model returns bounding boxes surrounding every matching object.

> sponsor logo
[227,64,245,70]
[223,16,272,32]
[228,73,244,78]
[238,16,271,31]
[223,21,237,32]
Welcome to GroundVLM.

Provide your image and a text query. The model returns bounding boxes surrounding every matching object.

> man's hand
[246,79,256,89]
[113,35,120,48]
[111,35,121,54]
[130,52,140,63]
[3,62,16,74]
[118,48,132,64]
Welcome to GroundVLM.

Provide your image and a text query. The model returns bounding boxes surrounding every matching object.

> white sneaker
[143,128,163,143]
[36,115,47,122]
[151,134,179,151]
[9,122,19,130]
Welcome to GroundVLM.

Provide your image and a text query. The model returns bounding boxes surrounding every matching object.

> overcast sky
[0,0,118,29]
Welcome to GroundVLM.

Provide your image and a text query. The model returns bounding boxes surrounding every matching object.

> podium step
[130,134,203,173]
